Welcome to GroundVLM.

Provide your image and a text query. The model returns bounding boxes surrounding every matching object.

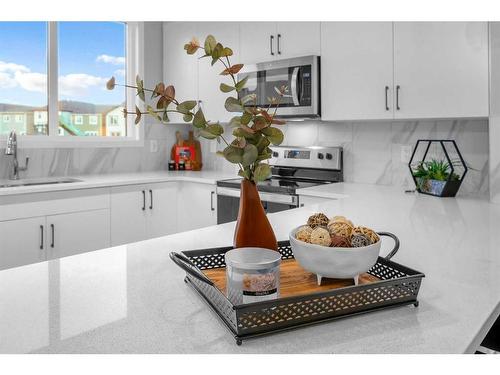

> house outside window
[3,115,10,122]
[74,115,83,125]
[15,114,24,123]
[89,115,98,125]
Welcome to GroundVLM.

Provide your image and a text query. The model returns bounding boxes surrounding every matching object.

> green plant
[411,158,460,181]
[106,35,287,183]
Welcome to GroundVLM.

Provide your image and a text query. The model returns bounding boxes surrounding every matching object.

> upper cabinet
[393,22,489,119]
[239,22,320,64]
[321,22,394,121]
[321,21,489,121]
[163,22,199,123]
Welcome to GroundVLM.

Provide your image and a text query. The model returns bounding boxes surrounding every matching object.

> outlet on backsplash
[400,145,412,163]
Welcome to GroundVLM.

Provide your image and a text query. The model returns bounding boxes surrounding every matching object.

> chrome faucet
[5,131,29,180]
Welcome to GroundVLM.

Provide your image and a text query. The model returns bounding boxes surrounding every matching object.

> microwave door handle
[291,67,300,106]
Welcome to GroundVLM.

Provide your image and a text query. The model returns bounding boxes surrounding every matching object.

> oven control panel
[268,146,342,171]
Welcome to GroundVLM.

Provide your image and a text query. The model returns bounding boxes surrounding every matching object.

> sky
[0,22,125,107]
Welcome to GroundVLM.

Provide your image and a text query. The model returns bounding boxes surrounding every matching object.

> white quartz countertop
[0,170,236,196]
[1,182,500,353]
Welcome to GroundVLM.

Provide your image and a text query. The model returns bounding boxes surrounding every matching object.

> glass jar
[225,248,281,305]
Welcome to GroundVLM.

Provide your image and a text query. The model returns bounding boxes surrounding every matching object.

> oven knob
[272,151,279,157]
[326,153,333,160]
[317,153,324,160]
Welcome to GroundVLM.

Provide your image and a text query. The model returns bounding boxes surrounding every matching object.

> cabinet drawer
[0,188,110,222]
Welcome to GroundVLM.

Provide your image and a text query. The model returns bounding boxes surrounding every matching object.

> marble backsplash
[205,118,489,196]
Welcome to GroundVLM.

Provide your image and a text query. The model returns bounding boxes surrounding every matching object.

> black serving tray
[170,239,425,346]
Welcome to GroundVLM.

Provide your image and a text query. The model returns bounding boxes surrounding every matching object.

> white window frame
[0,21,144,149]
[89,115,98,125]
[74,115,83,125]
[15,114,24,123]
[3,115,11,122]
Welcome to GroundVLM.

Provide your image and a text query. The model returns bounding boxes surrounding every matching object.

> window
[58,22,126,137]
[0,22,139,144]
[0,22,47,136]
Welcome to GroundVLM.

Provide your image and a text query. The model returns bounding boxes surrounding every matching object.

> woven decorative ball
[331,215,354,227]
[310,227,331,247]
[307,213,329,229]
[327,219,354,238]
[330,234,351,248]
[295,225,313,243]
[351,234,371,248]
[352,226,379,244]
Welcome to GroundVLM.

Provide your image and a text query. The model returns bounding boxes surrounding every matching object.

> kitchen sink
[0,177,81,188]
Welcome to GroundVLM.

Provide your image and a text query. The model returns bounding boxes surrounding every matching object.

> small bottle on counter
[168,160,176,171]
[178,160,186,171]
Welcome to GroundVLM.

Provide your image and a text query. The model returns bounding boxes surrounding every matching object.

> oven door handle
[216,187,299,206]
[290,67,300,106]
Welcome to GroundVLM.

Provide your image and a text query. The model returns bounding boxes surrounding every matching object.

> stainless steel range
[216,146,343,224]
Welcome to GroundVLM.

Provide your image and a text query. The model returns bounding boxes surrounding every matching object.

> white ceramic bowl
[289,226,383,285]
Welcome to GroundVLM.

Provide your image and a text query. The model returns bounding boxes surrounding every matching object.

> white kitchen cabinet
[146,182,178,239]
[47,209,110,260]
[110,185,148,246]
[321,22,394,121]
[239,22,320,64]
[275,22,320,58]
[197,22,240,123]
[0,217,46,270]
[110,182,178,246]
[393,22,489,119]
[177,182,217,232]
[239,22,277,64]
[163,22,199,123]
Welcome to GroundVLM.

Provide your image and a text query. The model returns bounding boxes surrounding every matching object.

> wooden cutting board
[203,259,380,299]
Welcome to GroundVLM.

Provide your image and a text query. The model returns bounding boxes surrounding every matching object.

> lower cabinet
[177,182,217,232]
[110,182,178,246]
[46,209,110,260]
[0,217,46,270]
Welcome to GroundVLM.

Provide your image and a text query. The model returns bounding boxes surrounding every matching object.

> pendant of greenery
[106,35,287,183]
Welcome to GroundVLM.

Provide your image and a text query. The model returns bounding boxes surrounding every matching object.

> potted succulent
[408,140,468,197]
[106,35,288,251]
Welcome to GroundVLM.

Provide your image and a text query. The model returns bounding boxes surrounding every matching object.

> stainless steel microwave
[237,55,320,119]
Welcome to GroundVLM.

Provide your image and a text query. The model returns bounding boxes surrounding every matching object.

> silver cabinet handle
[40,225,44,250]
[277,34,282,55]
[142,190,146,210]
[211,191,215,211]
[149,189,153,210]
[50,224,54,248]
[385,86,389,111]
[396,85,401,110]
[270,35,275,56]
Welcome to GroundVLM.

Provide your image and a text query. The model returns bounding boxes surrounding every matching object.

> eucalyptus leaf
[183,113,193,122]
[241,111,252,125]
[176,100,197,114]
[224,97,243,112]
[204,35,216,54]
[253,163,271,182]
[223,145,244,164]
[193,108,206,128]
[261,127,284,145]
[235,76,248,91]
[134,105,142,125]
[199,129,218,140]
[220,83,235,93]
[206,123,224,136]
[240,94,256,105]
[242,144,258,167]
[229,116,241,127]
[238,168,250,179]
[162,110,170,123]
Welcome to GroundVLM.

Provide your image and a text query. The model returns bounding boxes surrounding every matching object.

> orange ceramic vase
[233,179,278,251]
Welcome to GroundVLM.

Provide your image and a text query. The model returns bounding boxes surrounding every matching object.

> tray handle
[169,252,214,286]
[377,232,400,260]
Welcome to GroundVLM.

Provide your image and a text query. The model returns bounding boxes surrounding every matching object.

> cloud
[114,69,125,76]
[0,60,108,98]
[96,54,125,65]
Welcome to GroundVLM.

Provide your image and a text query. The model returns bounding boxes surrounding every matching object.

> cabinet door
[239,22,277,64]
[394,22,488,119]
[177,182,217,232]
[0,217,46,270]
[197,22,240,123]
[321,22,394,121]
[146,182,178,239]
[276,22,320,58]
[163,22,198,123]
[110,185,147,246]
[47,209,110,259]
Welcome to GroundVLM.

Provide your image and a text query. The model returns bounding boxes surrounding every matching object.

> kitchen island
[1,182,500,353]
